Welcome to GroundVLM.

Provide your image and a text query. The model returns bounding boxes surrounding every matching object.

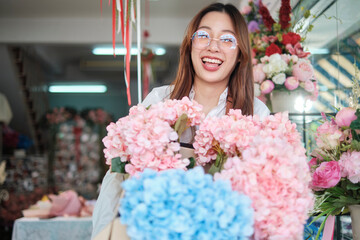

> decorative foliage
[119,167,254,240]
[309,104,360,237]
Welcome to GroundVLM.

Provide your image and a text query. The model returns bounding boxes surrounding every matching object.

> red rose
[282,32,301,46]
[265,43,282,56]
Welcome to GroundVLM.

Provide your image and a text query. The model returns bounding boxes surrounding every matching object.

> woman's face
[191,11,239,87]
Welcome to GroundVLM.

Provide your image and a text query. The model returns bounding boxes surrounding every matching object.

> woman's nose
[208,38,220,52]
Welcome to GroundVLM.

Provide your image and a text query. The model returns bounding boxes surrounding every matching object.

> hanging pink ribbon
[119,0,125,43]
[323,215,335,240]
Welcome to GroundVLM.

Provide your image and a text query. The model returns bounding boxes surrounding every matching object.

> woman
[92,3,270,238]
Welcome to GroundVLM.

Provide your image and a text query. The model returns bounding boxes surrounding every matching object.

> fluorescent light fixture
[155,48,166,55]
[49,85,107,93]
[308,48,330,55]
[92,47,166,56]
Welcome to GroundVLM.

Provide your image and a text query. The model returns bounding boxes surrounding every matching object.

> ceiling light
[155,48,166,56]
[49,85,107,93]
[92,47,166,56]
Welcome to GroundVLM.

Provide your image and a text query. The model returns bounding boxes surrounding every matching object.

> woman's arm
[91,171,126,239]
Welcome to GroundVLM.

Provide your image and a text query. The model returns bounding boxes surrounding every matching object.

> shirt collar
[189,86,228,106]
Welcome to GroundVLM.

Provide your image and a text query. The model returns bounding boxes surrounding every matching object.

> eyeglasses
[191,30,238,50]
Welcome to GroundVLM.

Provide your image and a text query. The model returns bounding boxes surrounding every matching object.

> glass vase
[349,205,360,240]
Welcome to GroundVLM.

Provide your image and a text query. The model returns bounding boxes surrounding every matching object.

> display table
[12,217,92,240]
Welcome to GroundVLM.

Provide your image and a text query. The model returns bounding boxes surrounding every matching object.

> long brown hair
[169,3,254,115]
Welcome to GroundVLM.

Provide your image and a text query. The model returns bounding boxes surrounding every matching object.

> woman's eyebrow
[198,26,236,35]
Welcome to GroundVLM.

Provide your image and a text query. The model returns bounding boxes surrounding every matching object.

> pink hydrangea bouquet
[308,107,360,238]
[102,97,204,176]
[241,0,318,104]
[194,110,314,239]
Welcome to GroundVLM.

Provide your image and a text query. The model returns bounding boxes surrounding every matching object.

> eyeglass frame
[191,30,239,50]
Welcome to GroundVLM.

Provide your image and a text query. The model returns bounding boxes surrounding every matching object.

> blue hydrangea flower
[119,167,254,240]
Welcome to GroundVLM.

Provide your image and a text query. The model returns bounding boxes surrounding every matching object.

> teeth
[202,57,222,64]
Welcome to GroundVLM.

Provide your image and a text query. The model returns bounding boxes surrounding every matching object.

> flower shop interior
[1,0,360,239]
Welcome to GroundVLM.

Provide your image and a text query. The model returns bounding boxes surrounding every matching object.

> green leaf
[174,113,188,139]
[315,214,330,240]
[273,23,281,32]
[186,157,195,169]
[111,157,127,173]
[351,140,360,151]
[346,181,360,190]
[304,10,311,18]
[326,186,345,195]
[208,164,221,175]
[308,24,314,32]
[350,109,360,131]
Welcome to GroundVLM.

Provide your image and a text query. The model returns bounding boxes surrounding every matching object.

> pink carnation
[292,59,314,82]
[311,161,341,189]
[260,80,274,94]
[284,76,299,90]
[339,151,360,184]
[335,107,357,127]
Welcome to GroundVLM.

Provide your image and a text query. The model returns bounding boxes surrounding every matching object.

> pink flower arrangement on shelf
[194,110,314,239]
[88,108,113,125]
[309,107,360,237]
[242,0,318,103]
[102,97,204,176]
[46,107,71,125]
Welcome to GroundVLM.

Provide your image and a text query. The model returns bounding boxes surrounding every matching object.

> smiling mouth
[201,57,223,66]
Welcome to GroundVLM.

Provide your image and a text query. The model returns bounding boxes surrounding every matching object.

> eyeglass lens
[192,30,237,50]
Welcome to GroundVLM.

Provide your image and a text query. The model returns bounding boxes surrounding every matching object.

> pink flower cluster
[46,107,69,124]
[339,151,360,184]
[193,109,262,165]
[88,109,112,124]
[310,107,360,189]
[213,112,313,240]
[102,97,204,175]
[253,53,318,103]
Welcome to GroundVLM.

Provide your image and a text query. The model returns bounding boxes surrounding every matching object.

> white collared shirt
[141,85,270,143]
[141,85,270,119]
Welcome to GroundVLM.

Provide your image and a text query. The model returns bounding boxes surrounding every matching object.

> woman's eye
[222,38,233,43]
[198,34,209,39]
[221,35,236,43]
